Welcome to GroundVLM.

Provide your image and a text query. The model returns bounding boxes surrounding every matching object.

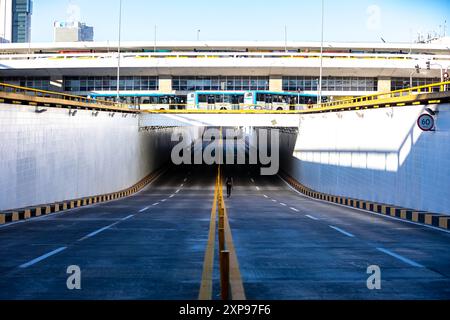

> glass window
[62,76,158,92]
[283,76,377,92]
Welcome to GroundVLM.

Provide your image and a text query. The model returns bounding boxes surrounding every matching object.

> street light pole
[116,0,122,103]
[154,25,157,52]
[284,25,287,53]
[318,0,324,105]
[197,29,200,41]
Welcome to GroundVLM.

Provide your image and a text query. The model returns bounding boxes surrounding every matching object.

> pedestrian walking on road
[226,176,233,198]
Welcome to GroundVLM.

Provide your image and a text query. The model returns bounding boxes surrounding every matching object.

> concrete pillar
[158,75,172,93]
[269,75,283,92]
[49,77,64,93]
[377,77,391,93]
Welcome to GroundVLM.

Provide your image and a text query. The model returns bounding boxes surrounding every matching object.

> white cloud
[366,4,381,31]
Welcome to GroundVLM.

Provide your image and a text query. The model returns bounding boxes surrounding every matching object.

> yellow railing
[199,130,246,301]
[316,81,450,110]
[0,82,128,110]
[2,80,449,115]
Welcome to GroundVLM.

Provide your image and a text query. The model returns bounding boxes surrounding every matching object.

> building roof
[1,40,449,54]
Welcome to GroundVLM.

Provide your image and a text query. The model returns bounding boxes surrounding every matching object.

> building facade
[0,41,447,104]
[0,0,13,43]
[54,21,94,42]
[0,0,32,43]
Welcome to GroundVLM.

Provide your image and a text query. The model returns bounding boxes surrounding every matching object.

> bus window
[256,93,265,103]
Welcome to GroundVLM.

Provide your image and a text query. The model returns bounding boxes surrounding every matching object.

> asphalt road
[0,165,215,300]
[224,164,450,299]
[1,163,450,300]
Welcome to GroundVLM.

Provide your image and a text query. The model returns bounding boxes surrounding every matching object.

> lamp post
[197,29,201,41]
[284,25,288,53]
[410,64,420,88]
[154,25,157,52]
[318,0,324,105]
[116,0,122,103]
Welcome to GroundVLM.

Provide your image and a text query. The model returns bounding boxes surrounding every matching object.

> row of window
[391,78,441,91]
[283,76,378,92]
[1,76,442,93]
[64,76,159,92]
[0,77,50,91]
[172,76,269,91]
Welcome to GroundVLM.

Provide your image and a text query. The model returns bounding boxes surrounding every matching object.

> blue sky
[31,0,449,43]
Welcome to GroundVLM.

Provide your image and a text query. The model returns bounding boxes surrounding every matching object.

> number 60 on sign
[417,114,435,131]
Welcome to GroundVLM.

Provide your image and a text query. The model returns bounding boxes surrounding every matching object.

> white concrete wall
[0,104,200,211]
[278,104,450,215]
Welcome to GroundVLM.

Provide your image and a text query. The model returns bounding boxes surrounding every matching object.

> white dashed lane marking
[290,207,299,212]
[329,225,355,238]
[19,247,67,269]
[376,247,424,268]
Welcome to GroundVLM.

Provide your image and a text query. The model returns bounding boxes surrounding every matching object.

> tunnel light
[425,107,438,115]
[35,107,47,114]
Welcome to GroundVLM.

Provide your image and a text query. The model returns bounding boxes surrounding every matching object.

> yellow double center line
[198,174,219,300]
[199,132,245,300]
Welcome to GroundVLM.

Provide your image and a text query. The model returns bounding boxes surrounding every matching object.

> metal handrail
[0,82,127,109]
[315,81,450,109]
[1,51,450,61]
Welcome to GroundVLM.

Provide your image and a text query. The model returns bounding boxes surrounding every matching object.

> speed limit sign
[417,114,435,131]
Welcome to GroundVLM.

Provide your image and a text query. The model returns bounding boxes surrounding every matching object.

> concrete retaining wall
[0,104,200,211]
[277,103,450,215]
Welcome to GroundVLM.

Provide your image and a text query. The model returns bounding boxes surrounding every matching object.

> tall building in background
[0,0,13,43]
[0,0,32,43]
[54,21,94,42]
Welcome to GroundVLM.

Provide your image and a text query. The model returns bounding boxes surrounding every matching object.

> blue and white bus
[187,90,318,110]
[90,93,187,110]
[187,91,245,110]
[243,91,318,110]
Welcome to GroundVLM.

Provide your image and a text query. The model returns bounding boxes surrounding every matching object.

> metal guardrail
[2,81,449,115]
[1,51,450,62]
[314,81,450,110]
[0,82,132,111]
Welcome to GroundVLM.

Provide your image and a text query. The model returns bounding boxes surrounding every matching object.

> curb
[0,166,167,226]
[279,171,450,231]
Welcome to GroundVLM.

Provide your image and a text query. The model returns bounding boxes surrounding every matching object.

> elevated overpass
[1,80,450,300]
